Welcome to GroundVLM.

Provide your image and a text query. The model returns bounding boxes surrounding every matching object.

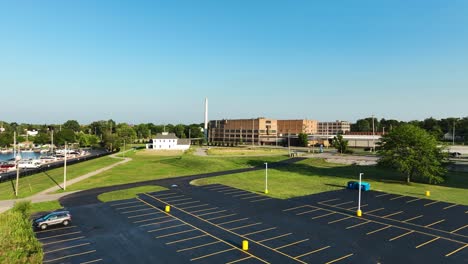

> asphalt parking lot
[40,184,467,263]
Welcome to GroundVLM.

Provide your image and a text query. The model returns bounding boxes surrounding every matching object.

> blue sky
[1,0,467,124]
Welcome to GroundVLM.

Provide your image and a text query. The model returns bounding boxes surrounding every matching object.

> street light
[264,162,268,194]
[63,142,67,191]
[15,151,21,197]
[357,173,363,217]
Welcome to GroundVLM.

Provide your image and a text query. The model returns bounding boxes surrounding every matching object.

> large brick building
[208,118,278,145]
[277,119,318,135]
[317,121,351,135]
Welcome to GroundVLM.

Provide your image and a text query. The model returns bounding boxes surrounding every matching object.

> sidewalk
[0,151,132,213]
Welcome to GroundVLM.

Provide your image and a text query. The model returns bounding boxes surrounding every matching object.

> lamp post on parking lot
[63,142,67,191]
[357,173,363,217]
[264,162,268,194]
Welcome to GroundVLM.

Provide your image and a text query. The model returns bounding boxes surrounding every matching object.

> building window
[266,120,271,124]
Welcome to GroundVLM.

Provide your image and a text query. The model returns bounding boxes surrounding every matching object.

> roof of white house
[154,132,178,139]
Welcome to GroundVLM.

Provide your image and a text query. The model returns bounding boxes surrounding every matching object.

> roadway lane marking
[346,204,369,210]
[226,256,253,264]
[208,186,233,191]
[139,219,178,227]
[43,243,90,254]
[283,205,310,212]
[147,224,186,233]
[173,200,200,206]
[406,198,422,203]
[151,192,178,197]
[166,234,209,245]
[389,231,414,241]
[163,198,192,203]
[250,197,274,203]
[233,193,257,197]
[445,244,468,257]
[197,210,227,217]
[416,237,440,248]
[450,225,468,233]
[241,195,263,200]
[217,188,238,193]
[121,208,153,214]
[275,239,309,250]
[296,208,322,215]
[80,259,103,264]
[224,190,248,195]
[190,248,236,261]
[390,195,406,201]
[346,221,370,229]
[156,229,196,238]
[42,236,85,246]
[402,215,423,222]
[328,216,353,224]
[366,225,392,235]
[375,193,391,198]
[133,215,170,224]
[311,212,336,219]
[35,226,77,234]
[325,253,354,264]
[443,204,458,210]
[177,241,222,252]
[157,195,185,200]
[115,204,146,210]
[109,200,140,207]
[425,219,445,228]
[190,207,219,214]
[243,227,277,236]
[218,218,249,226]
[38,231,82,240]
[229,222,262,231]
[318,198,340,203]
[43,250,96,263]
[128,212,163,218]
[294,246,331,259]
[258,233,292,243]
[181,204,209,210]
[205,214,237,221]
[424,201,440,207]
[366,208,385,213]
[333,201,353,207]
[382,211,403,218]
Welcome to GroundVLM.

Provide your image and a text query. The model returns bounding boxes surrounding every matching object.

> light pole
[264,162,268,194]
[63,142,67,191]
[357,172,363,217]
[15,148,21,197]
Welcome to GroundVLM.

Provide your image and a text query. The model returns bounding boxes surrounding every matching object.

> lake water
[0,152,42,162]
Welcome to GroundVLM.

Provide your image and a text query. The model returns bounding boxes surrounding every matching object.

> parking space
[35,225,102,264]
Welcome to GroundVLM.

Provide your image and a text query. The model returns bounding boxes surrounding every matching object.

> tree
[377,124,446,184]
[116,123,137,144]
[353,119,370,132]
[63,120,81,132]
[174,124,186,138]
[298,133,308,147]
[54,129,76,145]
[0,132,13,147]
[33,131,50,145]
[332,134,348,154]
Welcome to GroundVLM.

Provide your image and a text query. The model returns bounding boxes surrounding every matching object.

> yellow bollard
[425,191,430,197]
[265,189,269,194]
[242,240,249,251]
[165,205,170,213]
[356,210,362,217]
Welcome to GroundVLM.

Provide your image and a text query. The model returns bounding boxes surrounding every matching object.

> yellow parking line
[346,221,370,229]
[177,241,222,252]
[416,237,440,248]
[35,226,77,234]
[445,244,468,257]
[38,231,82,240]
[44,243,90,254]
[333,201,353,207]
[80,258,103,264]
[166,234,208,245]
[406,198,422,203]
[243,227,277,236]
[224,190,247,195]
[190,248,236,261]
[250,197,274,203]
[42,236,85,246]
[451,225,468,233]
[328,216,352,224]
[325,253,354,264]
[133,215,170,224]
[121,208,153,214]
[283,205,310,212]
[233,193,257,197]
[43,250,96,263]
[366,208,385,213]
[218,218,249,226]
[173,200,200,206]
[318,198,340,203]
[226,256,252,264]
[382,211,403,218]
[229,222,262,231]
[443,204,458,210]
[390,195,406,201]
[110,200,140,206]
[128,211,162,218]
[206,213,237,221]
[389,231,414,241]
[367,225,391,235]
[425,219,445,228]
[296,208,322,215]
[275,239,309,250]
[424,201,440,207]
[402,215,423,222]
[156,229,196,238]
[376,193,391,198]
[147,224,185,233]
[197,210,227,217]
[181,204,209,210]
[115,204,146,210]
[311,212,336,219]
[164,197,192,203]
[258,233,292,243]
[294,246,331,259]
[190,207,219,214]
[139,219,178,227]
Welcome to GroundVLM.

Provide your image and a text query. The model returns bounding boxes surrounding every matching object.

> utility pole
[15,144,21,197]
[252,119,254,147]
[13,131,16,157]
[288,131,291,156]
[372,115,375,152]
[63,142,67,191]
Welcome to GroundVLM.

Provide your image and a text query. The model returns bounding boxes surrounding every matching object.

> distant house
[146,132,190,150]
[26,130,38,137]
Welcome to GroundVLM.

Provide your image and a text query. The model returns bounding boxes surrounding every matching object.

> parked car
[449,152,462,158]
[33,211,72,230]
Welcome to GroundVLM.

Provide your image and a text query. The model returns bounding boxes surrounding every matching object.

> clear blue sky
[1,0,467,124]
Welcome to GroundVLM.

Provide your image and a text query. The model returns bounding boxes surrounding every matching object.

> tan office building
[277,119,318,135]
[208,118,278,145]
[318,121,351,135]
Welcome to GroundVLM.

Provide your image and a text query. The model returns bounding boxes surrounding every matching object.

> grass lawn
[0,156,120,200]
[207,147,289,156]
[30,201,63,214]
[193,158,468,205]
[97,185,167,202]
[63,150,288,191]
